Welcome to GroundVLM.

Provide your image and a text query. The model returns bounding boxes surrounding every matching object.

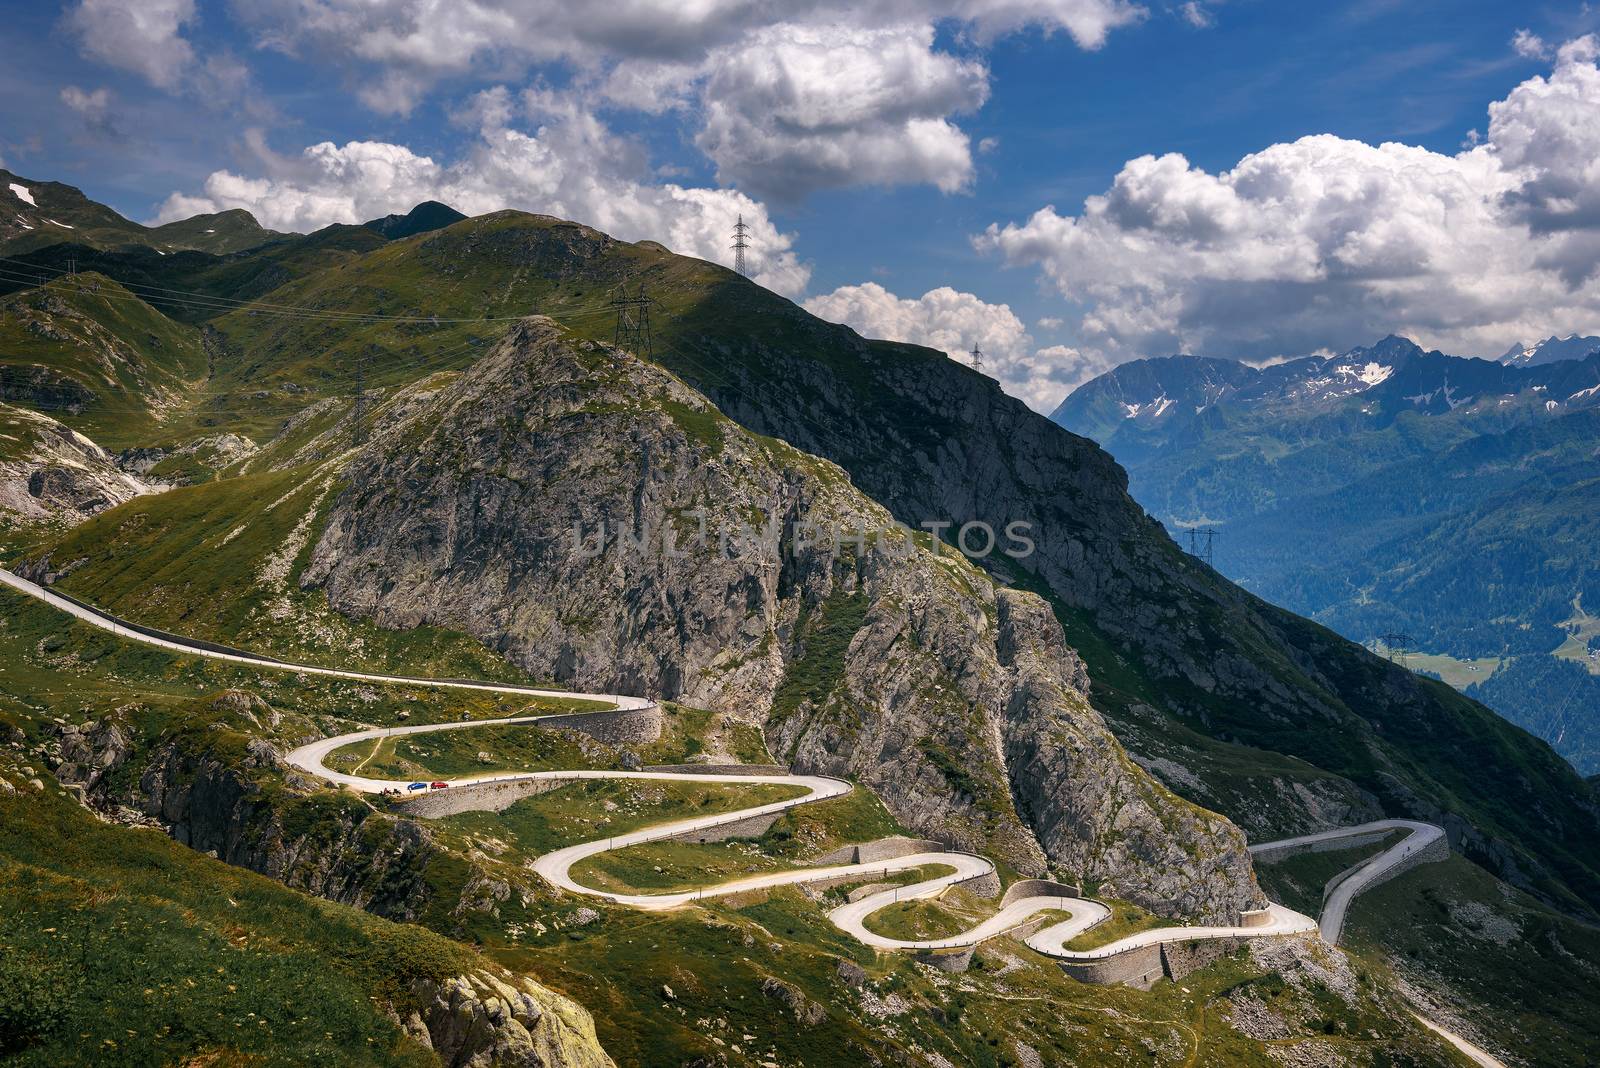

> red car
[429,781,449,790]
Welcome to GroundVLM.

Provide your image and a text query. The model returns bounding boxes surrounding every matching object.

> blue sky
[3,1,1599,409]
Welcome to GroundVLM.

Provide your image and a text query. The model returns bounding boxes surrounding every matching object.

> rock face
[0,403,154,520]
[398,971,615,1068]
[300,319,1264,920]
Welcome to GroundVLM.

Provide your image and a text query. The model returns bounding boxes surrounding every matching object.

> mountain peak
[362,200,468,240]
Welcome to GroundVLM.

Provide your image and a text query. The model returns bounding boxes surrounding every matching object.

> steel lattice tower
[731,215,750,276]
[609,285,656,359]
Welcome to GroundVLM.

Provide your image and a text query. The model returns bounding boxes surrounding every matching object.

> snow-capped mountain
[1052,335,1600,448]
[1500,334,1600,368]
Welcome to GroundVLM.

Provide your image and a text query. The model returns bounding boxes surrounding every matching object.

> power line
[731,215,750,277]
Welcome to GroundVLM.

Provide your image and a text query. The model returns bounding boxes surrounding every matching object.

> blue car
[406,782,428,792]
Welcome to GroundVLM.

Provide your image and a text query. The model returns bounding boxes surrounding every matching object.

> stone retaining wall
[665,810,781,844]
[1251,830,1389,864]
[644,763,789,776]
[960,870,1001,899]
[399,777,566,817]
[1345,832,1450,898]
[813,837,946,866]
[539,704,663,746]
[1000,878,1083,907]
[914,947,974,972]
[1160,937,1245,982]
[1239,908,1273,928]
[1057,943,1165,989]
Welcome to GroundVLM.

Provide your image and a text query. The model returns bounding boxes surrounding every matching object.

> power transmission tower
[1203,528,1215,569]
[1184,527,1216,568]
[609,285,655,359]
[970,345,984,373]
[731,215,750,276]
[1379,631,1413,667]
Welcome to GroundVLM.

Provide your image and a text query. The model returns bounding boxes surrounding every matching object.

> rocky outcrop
[299,319,1263,920]
[397,971,615,1068]
[994,589,1264,917]
[0,403,154,520]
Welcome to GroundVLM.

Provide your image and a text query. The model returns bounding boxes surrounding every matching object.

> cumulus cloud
[65,0,196,90]
[696,24,988,200]
[976,37,1600,363]
[803,281,1109,409]
[229,0,1144,198]
[154,88,810,297]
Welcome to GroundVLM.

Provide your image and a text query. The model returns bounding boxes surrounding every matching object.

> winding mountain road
[0,566,1461,978]
[1249,819,1447,944]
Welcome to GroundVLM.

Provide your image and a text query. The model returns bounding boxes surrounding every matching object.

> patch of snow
[205,228,215,233]
[46,219,74,229]
[17,221,31,230]
[1546,399,1560,412]
[1149,395,1173,417]
[1569,382,1600,403]
[1358,362,1393,386]
[1121,402,1142,419]
[7,182,35,206]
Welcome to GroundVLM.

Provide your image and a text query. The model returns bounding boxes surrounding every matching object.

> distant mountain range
[1,170,465,260]
[1501,334,1600,367]
[1053,335,1600,772]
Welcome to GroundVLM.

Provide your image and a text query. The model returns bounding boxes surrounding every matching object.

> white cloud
[229,0,1145,199]
[65,0,196,90]
[802,281,1109,409]
[154,88,810,297]
[1037,315,1064,329]
[1512,29,1550,60]
[695,23,988,200]
[976,37,1600,363]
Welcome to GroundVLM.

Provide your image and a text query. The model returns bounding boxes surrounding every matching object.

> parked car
[430,781,449,790]
[406,782,428,792]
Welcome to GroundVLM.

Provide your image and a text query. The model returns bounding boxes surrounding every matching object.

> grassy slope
[1344,855,1600,1066]
[0,787,466,1067]
[0,582,1481,1068]
[0,275,205,449]
[29,463,558,680]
